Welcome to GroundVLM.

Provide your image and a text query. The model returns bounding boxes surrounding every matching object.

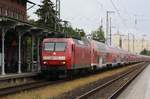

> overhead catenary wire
[96,0,107,12]
[109,0,149,34]
[109,0,128,29]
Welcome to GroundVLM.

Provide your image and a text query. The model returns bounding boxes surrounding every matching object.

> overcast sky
[28,0,150,38]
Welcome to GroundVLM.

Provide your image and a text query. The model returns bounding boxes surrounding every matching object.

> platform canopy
[0,16,46,75]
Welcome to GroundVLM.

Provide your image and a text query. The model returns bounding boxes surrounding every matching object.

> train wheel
[67,70,75,79]
[107,64,112,69]
[41,70,59,80]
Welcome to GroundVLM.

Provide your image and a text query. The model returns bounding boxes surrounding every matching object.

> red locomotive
[41,37,150,76]
[41,38,91,75]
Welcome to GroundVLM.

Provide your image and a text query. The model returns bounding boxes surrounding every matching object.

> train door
[71,44,75,69]
[90,44,93,66]
[98,56,103,67]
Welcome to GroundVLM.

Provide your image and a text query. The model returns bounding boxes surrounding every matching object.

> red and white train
[41,37,150,75]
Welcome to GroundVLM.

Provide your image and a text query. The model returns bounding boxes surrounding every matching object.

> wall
[0,0,27,21]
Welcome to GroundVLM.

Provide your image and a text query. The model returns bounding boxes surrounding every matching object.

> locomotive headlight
[43,56,66,60]
[61,61,66,64]
[57,56,66,60]
[43,56,51,60]
[43,61,47,64]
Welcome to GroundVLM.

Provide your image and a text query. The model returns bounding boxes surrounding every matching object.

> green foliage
[63,26,86,39]
[35,0,57,31]
[27,0,86,39]
[140,49,150,56]
[91,26,105,43]
[27,19,36,25]
[76,29,85,37]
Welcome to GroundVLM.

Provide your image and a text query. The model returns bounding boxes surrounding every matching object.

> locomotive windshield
[55,43,66,51]
[44,42,66,51]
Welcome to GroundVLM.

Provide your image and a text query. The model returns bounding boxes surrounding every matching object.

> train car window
[95,42,107,52]
[44,43,55,51]
[82,38,90,46]
[55,43,66,51]
[78,40,84,45]
[73,39,85,46]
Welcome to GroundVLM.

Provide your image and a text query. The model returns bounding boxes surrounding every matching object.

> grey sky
[28,0,150,37]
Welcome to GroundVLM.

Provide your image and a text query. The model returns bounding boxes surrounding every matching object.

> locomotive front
[41,38,72,72]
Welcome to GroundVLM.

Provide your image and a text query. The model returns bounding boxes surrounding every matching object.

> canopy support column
[16,24,31,73]
[18,34,21,73]
[1,28,5,75]
[31,35,34,72]
[37,38,40,71]
[30,28,44,72]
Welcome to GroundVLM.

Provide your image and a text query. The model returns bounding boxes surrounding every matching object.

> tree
[75,28,85,37]
[91,26,105,43]
[27,19,36,25]
[35,0,58,31]
[140,49,150,56]
[29,0,86,39]
[62,23,86,39]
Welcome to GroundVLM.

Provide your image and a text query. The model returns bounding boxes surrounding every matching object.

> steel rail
[108,63,149,99]
[75,62,148,99]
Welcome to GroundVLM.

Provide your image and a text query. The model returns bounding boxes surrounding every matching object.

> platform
[0,72,39,81]
[117,64,150,99]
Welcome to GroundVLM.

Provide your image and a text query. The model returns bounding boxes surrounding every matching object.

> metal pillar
[128,33,130,52]
[1,28,5,75]
[18,35,21,73]
[142,38,144,50]
[106,11,115,45]
[56,0,61,31]
[109,17,112,46]
[106,11,109,45]
[141,35,146,50]
[31,35,34,72]
[133,35,135,53]
[16,25,31,73]
[30,28,43,72]
[119,35,122,48]
[37,38,40,71]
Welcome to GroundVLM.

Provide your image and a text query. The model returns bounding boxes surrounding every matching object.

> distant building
[0,0,27,21]
[112,33,121,48]
[112,33,149,54]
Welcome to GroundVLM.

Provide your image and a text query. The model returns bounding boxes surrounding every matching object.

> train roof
[43,38,73,42]
[43,37,91,46]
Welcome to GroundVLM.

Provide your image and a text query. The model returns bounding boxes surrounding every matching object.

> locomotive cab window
[55,43,66,51]
[44,42,66,51]
[44,43,55,51]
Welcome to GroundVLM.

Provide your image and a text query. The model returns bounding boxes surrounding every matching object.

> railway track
[75,62,149,99]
